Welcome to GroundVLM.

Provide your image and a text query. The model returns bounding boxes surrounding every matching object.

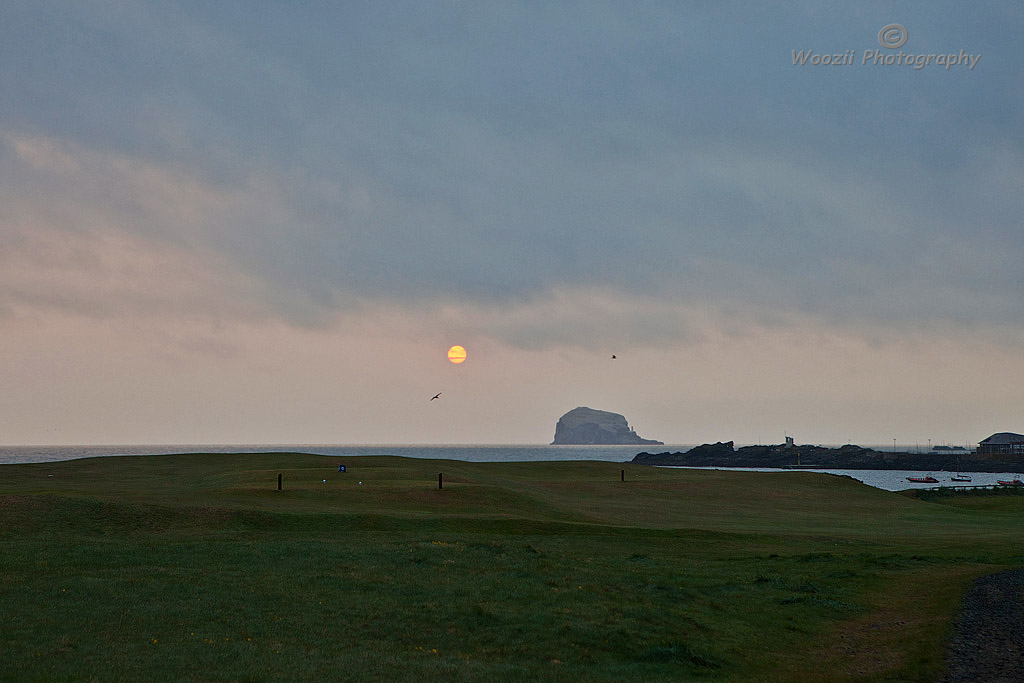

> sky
[1,1,1022,446]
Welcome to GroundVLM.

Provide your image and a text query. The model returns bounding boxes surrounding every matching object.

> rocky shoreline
[941,568,1024,682]
[631,442,1023,473]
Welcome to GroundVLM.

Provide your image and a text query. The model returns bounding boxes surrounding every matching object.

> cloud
[1,2,1022,353]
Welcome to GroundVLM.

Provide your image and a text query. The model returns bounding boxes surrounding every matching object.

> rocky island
[551,407,663,445]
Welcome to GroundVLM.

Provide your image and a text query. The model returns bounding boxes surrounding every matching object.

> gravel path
[941,568,1024,682]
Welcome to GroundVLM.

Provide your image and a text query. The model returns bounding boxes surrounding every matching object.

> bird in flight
[430,392,442,401]
[611,354,617,359]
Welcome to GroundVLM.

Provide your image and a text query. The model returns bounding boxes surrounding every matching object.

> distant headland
[632,438,1024,473]
[551,407,663,446]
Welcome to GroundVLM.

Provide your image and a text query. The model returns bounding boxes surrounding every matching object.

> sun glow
[447,345,467,364]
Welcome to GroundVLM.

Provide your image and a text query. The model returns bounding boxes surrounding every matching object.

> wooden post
[438,473,443,490]
[277,473,282,491]
[621,469,625,482]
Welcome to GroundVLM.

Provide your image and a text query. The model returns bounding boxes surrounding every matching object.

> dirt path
[941,568,1024,682]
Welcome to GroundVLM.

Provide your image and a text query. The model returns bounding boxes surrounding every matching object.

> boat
[950,456,971,482]
[997,479,1024,486]
[907,476,939,483]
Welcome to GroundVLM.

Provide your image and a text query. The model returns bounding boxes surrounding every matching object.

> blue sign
[338,464,346,473]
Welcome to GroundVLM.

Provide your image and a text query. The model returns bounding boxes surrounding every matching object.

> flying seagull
[430,392,442,401]
[611,355,617,359]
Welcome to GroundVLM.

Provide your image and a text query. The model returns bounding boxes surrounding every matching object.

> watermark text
[792,49,980,70]
[792,24,980,71]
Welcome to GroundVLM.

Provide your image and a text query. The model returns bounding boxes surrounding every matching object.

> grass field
[2,454,1023,681]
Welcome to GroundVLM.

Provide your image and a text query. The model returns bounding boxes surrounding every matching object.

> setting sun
[447,345,467,364]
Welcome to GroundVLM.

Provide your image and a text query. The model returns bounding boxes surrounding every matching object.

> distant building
[977,432,1024,458]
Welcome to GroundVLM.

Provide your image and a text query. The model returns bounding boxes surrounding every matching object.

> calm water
[0,444,1014,493]
[668,467,1022,492]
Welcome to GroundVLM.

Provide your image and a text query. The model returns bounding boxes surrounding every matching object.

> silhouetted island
[631,441,1021,473]
[552,407,663,445]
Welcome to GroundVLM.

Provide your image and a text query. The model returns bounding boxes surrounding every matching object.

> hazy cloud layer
[2,2,1022,350]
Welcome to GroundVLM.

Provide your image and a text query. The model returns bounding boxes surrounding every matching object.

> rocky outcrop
[631,442,1018,472]
[551,407,663,445]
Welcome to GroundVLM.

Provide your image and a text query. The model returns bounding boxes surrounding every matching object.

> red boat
[907,476,939,483]
[998,479,1024,486]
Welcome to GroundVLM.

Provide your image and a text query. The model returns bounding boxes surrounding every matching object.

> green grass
[2,453,1023,681]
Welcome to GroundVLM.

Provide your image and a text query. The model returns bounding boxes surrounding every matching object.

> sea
[1,444,1018,493]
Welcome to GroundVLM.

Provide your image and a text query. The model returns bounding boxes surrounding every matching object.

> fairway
[2,454,1023,681]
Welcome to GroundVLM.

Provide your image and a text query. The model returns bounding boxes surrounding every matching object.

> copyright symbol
[878,24,908,49]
